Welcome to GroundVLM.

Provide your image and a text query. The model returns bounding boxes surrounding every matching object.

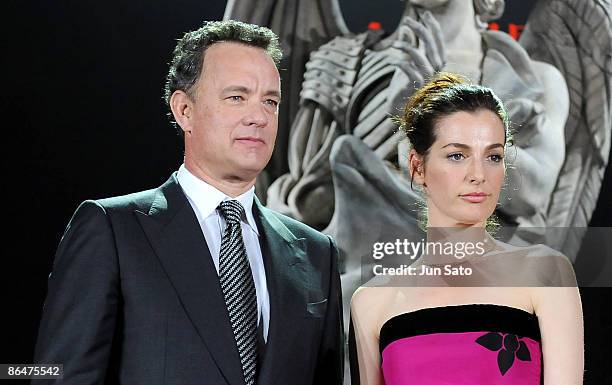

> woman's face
[410,109,506,227]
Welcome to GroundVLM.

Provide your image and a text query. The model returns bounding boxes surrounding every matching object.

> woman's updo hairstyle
[397,72,511,232]
[397,72,510,167]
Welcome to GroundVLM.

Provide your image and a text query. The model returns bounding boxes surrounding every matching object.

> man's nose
[242,101,268,127]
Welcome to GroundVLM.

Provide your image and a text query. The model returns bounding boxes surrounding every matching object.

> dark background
[2,1,610,383]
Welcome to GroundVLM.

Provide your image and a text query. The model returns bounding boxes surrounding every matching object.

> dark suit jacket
[33,174,343,385]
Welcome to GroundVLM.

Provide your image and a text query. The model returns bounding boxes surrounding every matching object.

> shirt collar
[177,164,259,235]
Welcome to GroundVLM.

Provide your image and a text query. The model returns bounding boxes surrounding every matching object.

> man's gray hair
[163,20,282,134]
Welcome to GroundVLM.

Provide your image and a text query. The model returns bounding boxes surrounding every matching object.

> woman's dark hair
[398,72,510,160]
[163,20,282,135]
[396,72,511,231]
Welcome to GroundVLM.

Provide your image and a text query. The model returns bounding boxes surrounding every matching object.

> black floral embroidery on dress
[476,332,532,375]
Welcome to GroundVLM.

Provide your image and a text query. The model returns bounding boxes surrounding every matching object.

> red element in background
[363,20,524,39]
[508,23,525,40]
[368,21,382,30]
[487,22,525,40]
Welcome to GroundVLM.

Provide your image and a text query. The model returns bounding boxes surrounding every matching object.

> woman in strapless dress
[349,72,583,385]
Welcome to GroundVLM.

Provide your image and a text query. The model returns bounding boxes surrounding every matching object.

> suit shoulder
[263,207,331,244]
[93,187,159,213]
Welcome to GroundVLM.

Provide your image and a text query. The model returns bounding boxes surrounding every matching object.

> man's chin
[228,160,268,180]
[237,152,272,168]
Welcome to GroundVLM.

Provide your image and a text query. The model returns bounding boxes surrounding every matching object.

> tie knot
[218,200,245,225]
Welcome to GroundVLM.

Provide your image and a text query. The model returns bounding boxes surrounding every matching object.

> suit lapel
[135,174,245,385]
[253,198,309,385]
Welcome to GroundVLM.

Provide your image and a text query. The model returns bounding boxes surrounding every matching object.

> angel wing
[224,0,350,187]
[519,0,612,258]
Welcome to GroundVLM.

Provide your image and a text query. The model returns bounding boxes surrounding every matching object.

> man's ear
[408,149,426,187]
[170,90,193,135]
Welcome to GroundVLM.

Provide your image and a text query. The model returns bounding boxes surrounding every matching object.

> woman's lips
[460,193,488,203]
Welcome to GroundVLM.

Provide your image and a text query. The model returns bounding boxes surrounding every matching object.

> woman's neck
[419,226,493,265]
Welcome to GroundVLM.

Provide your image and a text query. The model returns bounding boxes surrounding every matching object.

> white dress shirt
[177,164,270,341]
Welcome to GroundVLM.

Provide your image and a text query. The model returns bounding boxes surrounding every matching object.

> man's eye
[264,99,279,107]
[448,153,464,161]
[489,154,504,163]
[228,96,243,101]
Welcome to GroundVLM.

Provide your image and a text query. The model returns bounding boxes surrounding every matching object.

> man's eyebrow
[221,85,250,94]
[221,86,281,99]
[441,142,504,150]
[265,90,281,99]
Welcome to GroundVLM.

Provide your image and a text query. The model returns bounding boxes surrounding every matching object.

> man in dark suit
[33,20,343,385]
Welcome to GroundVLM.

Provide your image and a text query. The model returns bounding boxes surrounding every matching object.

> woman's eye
[448,153,464,161]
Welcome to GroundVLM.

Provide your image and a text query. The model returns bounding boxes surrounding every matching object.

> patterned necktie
[217,200,258,385]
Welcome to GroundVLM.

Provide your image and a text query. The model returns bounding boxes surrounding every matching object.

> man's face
[182,42,281,183]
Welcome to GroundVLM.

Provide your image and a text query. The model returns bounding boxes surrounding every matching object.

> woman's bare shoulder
[491,238,569,260]
[351,285,395,308]
[491,239,576,286]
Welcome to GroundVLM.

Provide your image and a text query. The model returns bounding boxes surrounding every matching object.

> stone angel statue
[225,0,611,281]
